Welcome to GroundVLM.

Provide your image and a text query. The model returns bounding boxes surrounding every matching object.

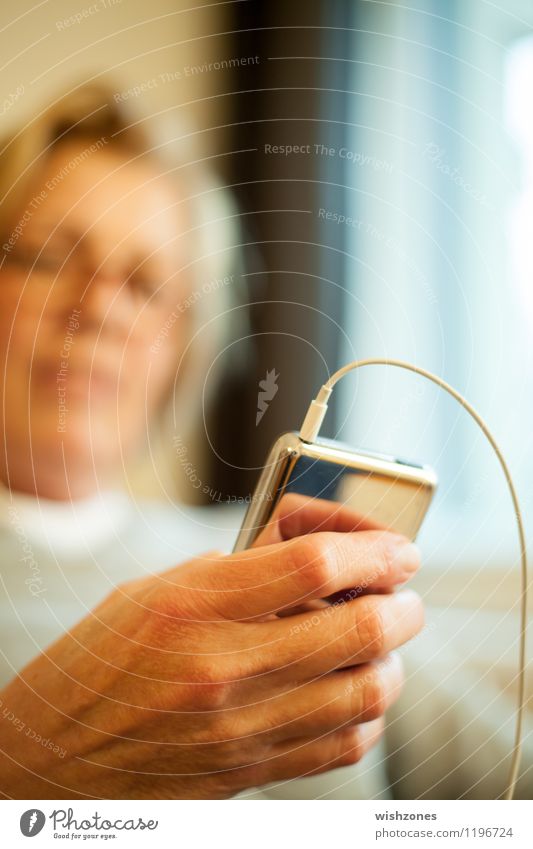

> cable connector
[299,384,332,443]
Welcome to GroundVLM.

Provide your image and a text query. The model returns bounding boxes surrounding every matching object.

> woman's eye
[130,274,161,299]
[33,252,66,271]
[7,246,65,272]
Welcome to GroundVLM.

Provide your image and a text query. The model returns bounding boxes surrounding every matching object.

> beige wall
[1,0,231,154]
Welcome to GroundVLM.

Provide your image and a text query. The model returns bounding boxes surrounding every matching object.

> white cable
[299,358,528,801]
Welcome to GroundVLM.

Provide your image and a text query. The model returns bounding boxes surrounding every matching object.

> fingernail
[391,540,421,578]
[378,651,404,694]
[393,588,425,623]
[358,717,385,745]
[380,650,403,682]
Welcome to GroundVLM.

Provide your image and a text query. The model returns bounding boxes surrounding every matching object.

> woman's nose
[78,267,137,334]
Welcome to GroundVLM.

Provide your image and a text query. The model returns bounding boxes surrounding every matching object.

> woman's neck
[0,461,106,502]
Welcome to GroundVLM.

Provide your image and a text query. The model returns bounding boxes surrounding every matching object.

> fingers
[197,529,420,620]
[259,589,424,680]
[259,653,403,742]
[248,718,385,787]
[252,493,386,548]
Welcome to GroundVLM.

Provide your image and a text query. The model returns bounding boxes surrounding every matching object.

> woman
[0,82,424,799]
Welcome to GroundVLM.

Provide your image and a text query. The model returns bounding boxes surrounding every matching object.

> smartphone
[233,431,437,551]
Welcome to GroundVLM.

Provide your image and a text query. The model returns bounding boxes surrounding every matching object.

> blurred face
[0,141,191,498]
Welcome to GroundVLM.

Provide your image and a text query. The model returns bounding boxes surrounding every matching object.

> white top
[0,486,133,556]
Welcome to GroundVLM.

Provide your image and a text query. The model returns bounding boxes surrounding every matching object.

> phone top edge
[273,431,438,490]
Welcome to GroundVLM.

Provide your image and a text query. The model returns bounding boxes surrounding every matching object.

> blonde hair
[0,78,245,501]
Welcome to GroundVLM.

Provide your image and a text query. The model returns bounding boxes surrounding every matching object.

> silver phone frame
[233,432,437,552]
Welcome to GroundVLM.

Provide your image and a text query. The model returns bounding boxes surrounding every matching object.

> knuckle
[208,712,244,749]
[149,583,198,628]
[360,671,387,721]
[376,535,397,579]
[236,751,270,790]
[363,532,398,582]
[186,660,233,711]
[336,727,366,766]
[140,589,210,655]
[143,594,184,644]
[292,535,338,594]
[355,601,386,657]
[204,680,232,711]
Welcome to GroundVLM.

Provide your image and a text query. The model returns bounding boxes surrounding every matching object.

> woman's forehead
[24,142,183,252]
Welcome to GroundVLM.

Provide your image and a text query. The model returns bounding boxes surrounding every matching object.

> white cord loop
[299,358,527,801]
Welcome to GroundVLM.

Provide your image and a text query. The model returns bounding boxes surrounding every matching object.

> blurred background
[1,0,532,797]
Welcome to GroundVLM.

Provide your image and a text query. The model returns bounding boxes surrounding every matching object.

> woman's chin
[27,407,123,473]
[4,396,145,497]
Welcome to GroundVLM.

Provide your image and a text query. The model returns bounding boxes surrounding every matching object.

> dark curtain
[203,0,355,501]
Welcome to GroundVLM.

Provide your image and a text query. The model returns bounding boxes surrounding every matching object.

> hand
[0,496,423,799]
